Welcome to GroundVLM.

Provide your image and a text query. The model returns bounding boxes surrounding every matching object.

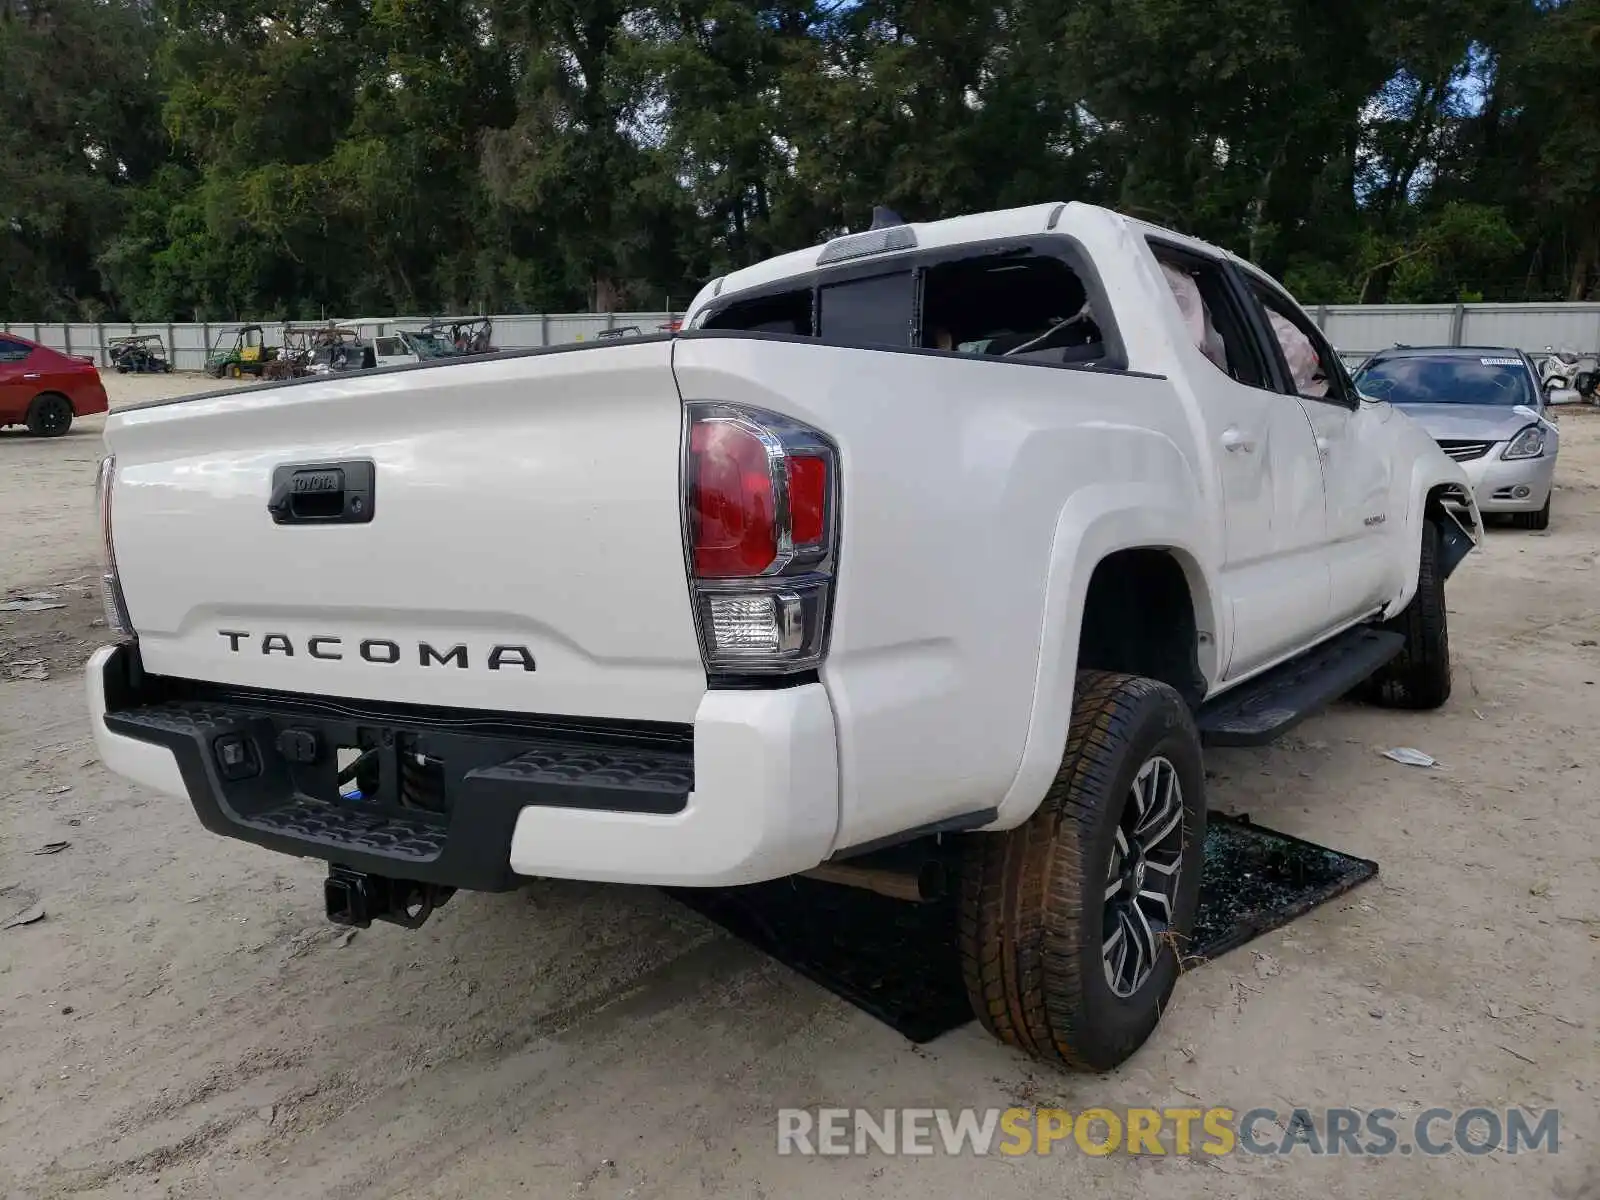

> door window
[1148,246,1274,391]
[0,336,33,363]
[1242,277,1353,406]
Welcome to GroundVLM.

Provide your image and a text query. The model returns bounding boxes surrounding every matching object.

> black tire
[959,671,1206,1072]
[25,393,73,438]
[1515,496,1551,531]
[1366,519,1451,709]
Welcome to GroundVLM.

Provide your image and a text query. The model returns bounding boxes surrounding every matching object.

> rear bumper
[88,645,840,890]
[74,379,110,417]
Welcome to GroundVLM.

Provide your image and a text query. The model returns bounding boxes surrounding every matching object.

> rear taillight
[94,456,135,643]
[684,403,838,674]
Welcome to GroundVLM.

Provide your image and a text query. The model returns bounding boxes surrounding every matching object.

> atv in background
[302,326,374,375]
[204,325,279,379]
[107,335,173,374]
[262,326,377,380]
[262,326,315,380]
[420,317,494,357]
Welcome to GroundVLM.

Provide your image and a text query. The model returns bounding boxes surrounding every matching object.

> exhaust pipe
[802,857,947,903]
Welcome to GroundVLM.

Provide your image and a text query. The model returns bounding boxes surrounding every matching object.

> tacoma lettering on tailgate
[217,631,536,671]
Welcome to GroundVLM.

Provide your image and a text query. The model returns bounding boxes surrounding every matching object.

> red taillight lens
[684,403,838,674]
[787,455,827,547]
[689,420,778,577]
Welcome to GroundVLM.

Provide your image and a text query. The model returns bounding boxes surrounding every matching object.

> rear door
[1238,271,1399,623]
[1149,245,1331,680]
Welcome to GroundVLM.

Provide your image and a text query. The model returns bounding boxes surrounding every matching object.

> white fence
[0,313,678,372]
[1314,303,1600,367]
[7,303,1600,372]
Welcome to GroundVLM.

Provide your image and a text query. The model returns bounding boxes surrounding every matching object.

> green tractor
[204,324,280,380]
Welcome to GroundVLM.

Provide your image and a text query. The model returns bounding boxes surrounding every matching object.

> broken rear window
[919,254,1107,366]
[697,242,1115,368]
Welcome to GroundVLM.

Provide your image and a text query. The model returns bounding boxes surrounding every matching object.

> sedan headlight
[1502,424,1546,460]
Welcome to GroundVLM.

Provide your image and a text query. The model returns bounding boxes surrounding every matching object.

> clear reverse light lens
[95,455,135,642]
[705,593,804,656]
[1502,424,1546,460]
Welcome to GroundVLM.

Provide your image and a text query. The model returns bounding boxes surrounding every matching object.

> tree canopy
[3,0,1598,321]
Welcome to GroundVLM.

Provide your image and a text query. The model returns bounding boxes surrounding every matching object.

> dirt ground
[2,375,1597,1200]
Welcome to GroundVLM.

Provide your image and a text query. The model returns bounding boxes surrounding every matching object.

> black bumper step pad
[240,796,446,862]
[103,696,694,892]
[670,815,1377,1045]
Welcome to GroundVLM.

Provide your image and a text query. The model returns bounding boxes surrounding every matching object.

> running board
[1197,628,1405,747]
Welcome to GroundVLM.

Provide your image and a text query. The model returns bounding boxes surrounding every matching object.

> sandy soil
[2,376,1598,1199]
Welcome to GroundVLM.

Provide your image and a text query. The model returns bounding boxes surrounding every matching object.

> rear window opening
[702,289,813,337]
[695,245,1116,369]
[920,255,1107,367]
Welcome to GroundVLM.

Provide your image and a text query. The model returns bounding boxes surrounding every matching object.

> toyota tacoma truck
[87,203,1480,1071]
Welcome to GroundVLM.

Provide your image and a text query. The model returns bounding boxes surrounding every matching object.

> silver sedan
[1353,347,1558,530]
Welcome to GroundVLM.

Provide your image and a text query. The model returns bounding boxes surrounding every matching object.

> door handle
[268,460,376,525]
[1221,428,1257,453]
[1315,435,1330,460]
[22,372,40,380]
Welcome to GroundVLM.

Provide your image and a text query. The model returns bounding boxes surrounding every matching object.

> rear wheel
[25,394,73,438]
[1366,520,1451,709]
[959,671,1205,1072]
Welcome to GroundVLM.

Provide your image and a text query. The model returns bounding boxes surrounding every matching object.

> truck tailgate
[104,341,706,723]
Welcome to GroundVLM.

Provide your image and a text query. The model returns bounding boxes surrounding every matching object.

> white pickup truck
[88,203,1480,1071]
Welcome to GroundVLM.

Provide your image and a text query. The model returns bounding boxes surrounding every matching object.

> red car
[0,332,110,437]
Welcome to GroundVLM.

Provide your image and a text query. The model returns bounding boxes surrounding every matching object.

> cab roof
[687,202,1227,320]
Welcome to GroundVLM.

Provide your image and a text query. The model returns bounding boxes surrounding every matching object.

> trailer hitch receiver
[325,865,455,929]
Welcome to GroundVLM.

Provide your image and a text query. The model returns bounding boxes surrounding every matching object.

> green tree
[0,0,164,318]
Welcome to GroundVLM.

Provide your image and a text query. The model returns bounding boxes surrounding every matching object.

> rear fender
[988,487,1218,830]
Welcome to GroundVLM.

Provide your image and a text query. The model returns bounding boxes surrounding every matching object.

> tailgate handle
[269,460,376,525]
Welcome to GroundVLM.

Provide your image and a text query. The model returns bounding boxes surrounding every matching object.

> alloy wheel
[1102,754,1187,998]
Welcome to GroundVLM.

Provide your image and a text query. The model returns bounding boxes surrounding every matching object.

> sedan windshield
[1355,355,1535,406]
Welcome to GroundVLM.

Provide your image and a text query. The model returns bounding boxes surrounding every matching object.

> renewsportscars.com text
[776,1106,1560,1157]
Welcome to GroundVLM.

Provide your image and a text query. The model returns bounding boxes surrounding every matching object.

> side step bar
[1197,628,1405,747]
